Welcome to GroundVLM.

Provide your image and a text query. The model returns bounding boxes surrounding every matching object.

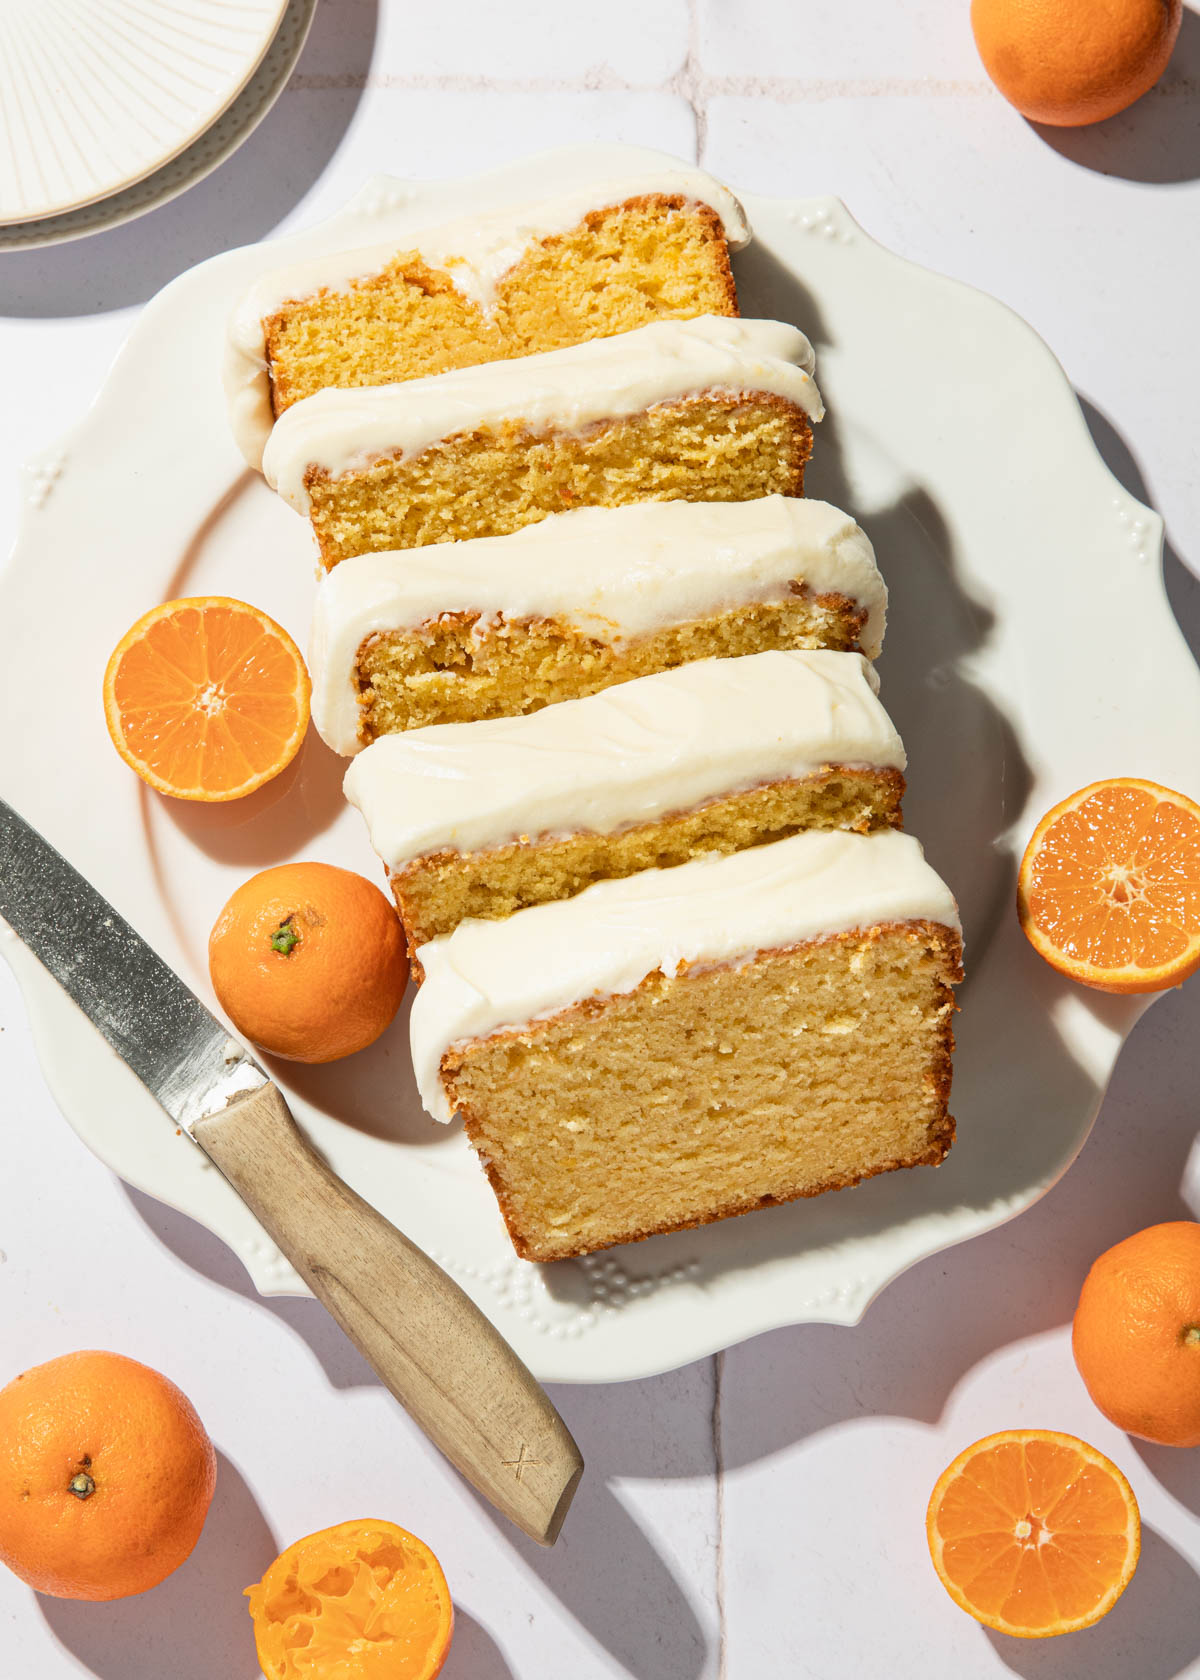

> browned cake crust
[445,921,963,1262]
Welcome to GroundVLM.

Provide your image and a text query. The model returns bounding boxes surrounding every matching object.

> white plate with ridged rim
[1,144,1197,1383]
[0,0,316,250]
[0,0,289,225]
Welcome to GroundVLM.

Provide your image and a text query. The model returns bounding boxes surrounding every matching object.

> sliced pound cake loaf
[225,166,749,470]
[263,316,823,568]
[309,497,887,751]
[344,650,906,953]
[410,828,961,1261]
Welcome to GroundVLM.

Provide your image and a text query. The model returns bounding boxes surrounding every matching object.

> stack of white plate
[0,0,317,249]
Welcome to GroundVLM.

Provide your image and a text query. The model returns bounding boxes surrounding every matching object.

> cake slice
[225,167,750,471]
[345,650,906,952]
[410,828,962,1261]
[263,316,823,569]
[310,497,887,752]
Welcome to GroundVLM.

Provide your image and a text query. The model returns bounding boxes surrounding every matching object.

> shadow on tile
[441,1609,519,1680]
[124,1184,381,1393]
[39,1449,274,1680]
[1131,1437,1200,1520]
[465,1458,715,1680]
[0,0,379,317]
[1029,9,1200,186]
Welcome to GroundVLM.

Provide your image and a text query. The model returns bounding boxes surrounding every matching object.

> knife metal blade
[0,797,266,1128]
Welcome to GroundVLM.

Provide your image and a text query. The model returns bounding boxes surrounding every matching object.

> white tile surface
[696,0,984,81]
[2,0,1200,1675]
[373,0,691,82]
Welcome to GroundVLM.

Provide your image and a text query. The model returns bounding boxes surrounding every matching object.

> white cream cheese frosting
[262,315,823,515]
[225,166,751,472]
[344,650,905,869]
[310,497,887,755]
[410,828,961,1122]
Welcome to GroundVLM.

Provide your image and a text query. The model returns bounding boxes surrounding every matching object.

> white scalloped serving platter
[0,0,288,225]
[2,145,1197,1383]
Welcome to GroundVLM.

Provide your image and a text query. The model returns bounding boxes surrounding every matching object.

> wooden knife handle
[192,1081,583,1545]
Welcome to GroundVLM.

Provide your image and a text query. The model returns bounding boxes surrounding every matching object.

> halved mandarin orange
[103,597,310,802]
[926,1429,1140,1639]
[1017,777,1200,993]
[245,1519,453,1680]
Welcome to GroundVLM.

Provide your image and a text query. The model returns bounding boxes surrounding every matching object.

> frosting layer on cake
[262,315,823,514]
[411,828,961,1121]
[310,496,887,754]
[226,166,751,470]
[345,650,904,866]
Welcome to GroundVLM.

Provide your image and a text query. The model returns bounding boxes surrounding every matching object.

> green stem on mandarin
[68,1472,95,1499]
[270,916,299,956]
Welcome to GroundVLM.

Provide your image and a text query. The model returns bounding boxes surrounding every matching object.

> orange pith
[103,596,311,802]
[246,1519,454,1680]
[1017,778,1200,993]
[1073,1221,1200,1447]
[926,1430,1140,1639]
[0,1350,216,1602]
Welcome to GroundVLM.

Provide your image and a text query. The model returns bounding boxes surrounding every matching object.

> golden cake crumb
[265,197,740,414]
[445,923,961,1262]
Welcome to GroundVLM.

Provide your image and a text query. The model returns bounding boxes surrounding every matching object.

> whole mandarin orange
[971,0,1182,126]
[0,1350,216,1600]
[246,1518,453,1680]
[209,862,409,1063]
[1073,1222,1200,1446]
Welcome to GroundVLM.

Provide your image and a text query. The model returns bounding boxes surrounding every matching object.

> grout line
[712,1349,728,1680]
[667,0,706,164]
[286,68,1005,102]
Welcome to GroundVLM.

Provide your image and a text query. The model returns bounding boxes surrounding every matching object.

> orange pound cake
[262,316,823,569]
[409,829,962,1261]
[344,650,906,950]
[225,166,749,471]
[309,497,887,751]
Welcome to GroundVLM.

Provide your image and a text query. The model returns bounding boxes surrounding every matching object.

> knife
[0,797,583,1545]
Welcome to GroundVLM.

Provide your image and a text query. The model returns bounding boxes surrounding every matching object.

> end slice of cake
[262,316,823,568]
[346,649,906,952]
[310,496,887,751]
[410,828,962,1262]
[225,166,750,470]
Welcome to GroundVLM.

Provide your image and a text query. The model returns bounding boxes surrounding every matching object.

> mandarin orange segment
[927,1429,1140,1639]
[103,597,311,802]
[1017,778,1200,993]
[246,1519,453,1680]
